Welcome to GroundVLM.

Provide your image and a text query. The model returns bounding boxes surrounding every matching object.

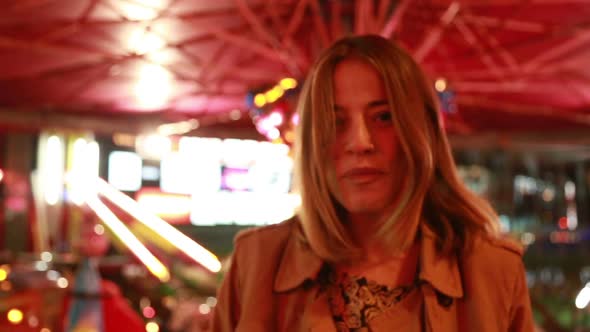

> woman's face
[326,58,403,221]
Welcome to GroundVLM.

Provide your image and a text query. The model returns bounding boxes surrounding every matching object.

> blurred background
[0,0,589,331]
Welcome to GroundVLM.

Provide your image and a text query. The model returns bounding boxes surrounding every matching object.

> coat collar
[273,221,464,298]
[418,224,463,298]
[273,222,324,292]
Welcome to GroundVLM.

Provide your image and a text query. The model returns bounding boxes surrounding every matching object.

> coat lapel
[272,220,465,331]
[272,222,335,331]
[421,284,459,332]
[419,226,463,298]
[273,224,324,292]
[419,225,463,332]
[303,289,337,332]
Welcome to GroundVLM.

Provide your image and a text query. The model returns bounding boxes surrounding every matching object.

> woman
[211,35,534,332]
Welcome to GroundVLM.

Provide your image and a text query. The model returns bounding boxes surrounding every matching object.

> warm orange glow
[113,133,136,148]
[0,265,9,281]
[1,281,12,291]
[435,78,447,92]
[284,130,295,143]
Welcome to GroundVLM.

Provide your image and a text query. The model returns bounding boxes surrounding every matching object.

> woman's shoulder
[463,233,526,275]
[233,216,299,248]
[459,233,529,310]
[227,217,304,287]
[474,234,524,258]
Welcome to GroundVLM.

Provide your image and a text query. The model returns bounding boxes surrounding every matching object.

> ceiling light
[133,64,171,109]
[129,28,165,55]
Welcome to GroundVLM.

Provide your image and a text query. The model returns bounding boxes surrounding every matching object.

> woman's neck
[339,210,420,286]
[335,239,420,287]
[346,211,387,253]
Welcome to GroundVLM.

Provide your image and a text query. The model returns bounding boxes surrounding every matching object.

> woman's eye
[375,111,393,123]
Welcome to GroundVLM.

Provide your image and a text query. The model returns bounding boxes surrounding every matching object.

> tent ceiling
[0,0,589,138]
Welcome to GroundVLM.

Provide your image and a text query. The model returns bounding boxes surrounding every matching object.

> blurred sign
[135,188,191,224]
[107,151,142,192]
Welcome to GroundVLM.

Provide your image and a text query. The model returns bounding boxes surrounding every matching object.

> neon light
[44,135,64,205]
[68,138,88,205]
[96,178,221,273]
[136,190,192,222]
[576,283,590,309]
[68,139,100,205]
[86,195,170,282]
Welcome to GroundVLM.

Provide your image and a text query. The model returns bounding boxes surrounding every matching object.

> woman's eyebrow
[367,100,389,109]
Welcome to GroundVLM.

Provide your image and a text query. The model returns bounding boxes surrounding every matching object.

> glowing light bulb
[7,309,23,324]
[435,78,447,92]
[146,322,160,332]
[265,86,284,103]
[254,93,266,108]
[279,77,297,90]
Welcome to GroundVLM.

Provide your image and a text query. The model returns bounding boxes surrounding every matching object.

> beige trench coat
[211,218,534,332]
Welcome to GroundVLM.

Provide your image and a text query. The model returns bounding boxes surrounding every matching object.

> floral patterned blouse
[325,270,421,332]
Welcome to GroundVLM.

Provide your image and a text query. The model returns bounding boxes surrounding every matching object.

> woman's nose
[345,118,374,154]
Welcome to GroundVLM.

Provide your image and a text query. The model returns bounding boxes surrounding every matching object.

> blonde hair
[294,35,499,262]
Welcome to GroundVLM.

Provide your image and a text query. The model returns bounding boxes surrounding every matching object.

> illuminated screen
[249,155,292,194]
[137,138,298,225]
[108,151,142,191]
[190,191,301,226]
[142,165,160,181]
[160,152,221,195]
[221,167,250,191]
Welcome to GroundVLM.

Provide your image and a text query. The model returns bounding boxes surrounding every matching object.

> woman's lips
[341,167,384,184]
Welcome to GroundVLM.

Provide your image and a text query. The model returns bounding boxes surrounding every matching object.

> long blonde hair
[294,35,499,262]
